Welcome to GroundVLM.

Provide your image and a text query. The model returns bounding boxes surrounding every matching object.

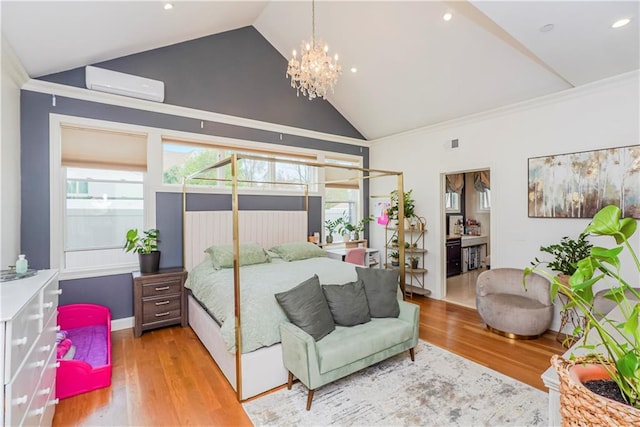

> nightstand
[132,268,187,337]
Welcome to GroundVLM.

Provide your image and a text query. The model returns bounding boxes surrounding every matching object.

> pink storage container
[56,304,112,399]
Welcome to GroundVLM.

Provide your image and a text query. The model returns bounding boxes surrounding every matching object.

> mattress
[184,256,359,354]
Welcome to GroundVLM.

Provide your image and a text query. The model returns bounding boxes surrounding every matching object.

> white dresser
[1,270,60,427]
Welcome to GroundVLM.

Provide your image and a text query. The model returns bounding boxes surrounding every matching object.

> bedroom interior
[1,1,638,426]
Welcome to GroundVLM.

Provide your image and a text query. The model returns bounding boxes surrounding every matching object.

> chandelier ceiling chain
[286,0,341,100]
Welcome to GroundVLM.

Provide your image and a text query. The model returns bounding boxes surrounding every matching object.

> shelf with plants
[384,224,429,297]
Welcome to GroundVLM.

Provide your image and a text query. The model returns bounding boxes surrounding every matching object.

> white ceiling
[2,1,638,140]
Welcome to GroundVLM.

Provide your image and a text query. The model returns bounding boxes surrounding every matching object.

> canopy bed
[181,154,408,401]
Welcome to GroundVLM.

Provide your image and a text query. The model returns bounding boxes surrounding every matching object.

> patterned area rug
[242,340,547,426]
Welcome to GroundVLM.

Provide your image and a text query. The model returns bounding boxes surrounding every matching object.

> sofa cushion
[356,267,400,318]
[322,280,371,326]
[275,275,335,341]
[316,317,413,374]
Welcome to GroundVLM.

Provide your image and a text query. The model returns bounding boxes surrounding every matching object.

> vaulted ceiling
[2,1,638,140]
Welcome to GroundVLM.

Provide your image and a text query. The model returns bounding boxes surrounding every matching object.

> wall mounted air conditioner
[85,66,165,102]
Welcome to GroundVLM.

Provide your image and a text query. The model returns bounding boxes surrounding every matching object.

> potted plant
[531,234,593,283]
[123,228,160,273]
[352,216,373,241]
[324,218,342,244]
[389,251,400,267]
[525,205,640,419]
[388,189,416,228]
[408,255,420,269]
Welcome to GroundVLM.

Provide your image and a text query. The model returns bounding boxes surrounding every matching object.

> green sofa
[279,299,420,410]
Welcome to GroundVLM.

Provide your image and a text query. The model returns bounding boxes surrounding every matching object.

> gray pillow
[322,280,371,326]
[356,267,400,318]
[275,275,335,341]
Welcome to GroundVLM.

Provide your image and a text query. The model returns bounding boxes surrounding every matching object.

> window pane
[65,168,144,251]
[325,188,359,242]
[163,142,315,190]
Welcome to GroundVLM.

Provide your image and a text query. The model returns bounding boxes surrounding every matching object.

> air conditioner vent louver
[85,66,164,102]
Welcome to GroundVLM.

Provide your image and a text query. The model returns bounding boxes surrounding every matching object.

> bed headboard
[184,210,308,270]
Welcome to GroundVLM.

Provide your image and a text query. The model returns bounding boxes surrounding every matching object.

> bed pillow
[205,242,270,269]
[356,267,400,318]
[269,242,327,262]
[322,280,371,326]
[275,275,335,341]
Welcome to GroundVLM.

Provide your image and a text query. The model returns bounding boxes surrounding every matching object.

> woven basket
[552,355,640,426]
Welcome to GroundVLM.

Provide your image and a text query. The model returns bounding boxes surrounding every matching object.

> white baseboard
[111,316,134,331]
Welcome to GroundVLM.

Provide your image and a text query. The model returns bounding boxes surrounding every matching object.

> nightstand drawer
[142,295,181,324]
[141,278,182,297]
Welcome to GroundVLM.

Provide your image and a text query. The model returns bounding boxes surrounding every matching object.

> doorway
[442,169,491,308]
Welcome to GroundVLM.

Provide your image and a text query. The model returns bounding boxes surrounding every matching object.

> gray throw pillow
[322,280,371,326]
[356,267,400,318]
[275,275,335,341]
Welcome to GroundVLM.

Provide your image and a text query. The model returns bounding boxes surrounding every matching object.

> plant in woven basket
[525,205,640,410]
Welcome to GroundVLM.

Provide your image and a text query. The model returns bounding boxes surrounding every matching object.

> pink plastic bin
[56,304,112,399]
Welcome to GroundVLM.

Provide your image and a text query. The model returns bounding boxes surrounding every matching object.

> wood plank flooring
[53,297,565,426]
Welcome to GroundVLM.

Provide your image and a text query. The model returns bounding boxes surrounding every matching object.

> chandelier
[286,0,341,100]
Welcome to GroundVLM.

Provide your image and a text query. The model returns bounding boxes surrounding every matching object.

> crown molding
[1,36,30,87]
[371,70,640,145]
[21,78,370,148]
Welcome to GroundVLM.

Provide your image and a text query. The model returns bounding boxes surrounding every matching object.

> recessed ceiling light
[611,18,631,29]
[164,3,173,10]
[540,23,554,33]
[443,12,453,22]
[350,67,357,73]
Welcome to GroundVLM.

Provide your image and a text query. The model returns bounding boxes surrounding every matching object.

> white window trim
[50,114,155,280]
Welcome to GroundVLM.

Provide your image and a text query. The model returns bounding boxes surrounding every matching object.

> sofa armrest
[398,300,420,345]
[279,321,321,388]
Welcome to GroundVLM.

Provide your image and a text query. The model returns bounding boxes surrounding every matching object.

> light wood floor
[53,297,565,426]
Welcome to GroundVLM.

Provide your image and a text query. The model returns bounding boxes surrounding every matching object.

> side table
[132,268,187,337]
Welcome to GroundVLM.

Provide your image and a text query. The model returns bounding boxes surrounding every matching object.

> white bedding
[184,256,359,354]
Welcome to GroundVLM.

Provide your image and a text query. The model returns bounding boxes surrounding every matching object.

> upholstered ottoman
[476,268,553,339]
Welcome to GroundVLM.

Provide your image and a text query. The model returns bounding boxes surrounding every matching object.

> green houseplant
[389,251,400,267]
[124,228,160,273]
[531,234,593,277]
[525,205,640,413]
[324,218,342,244]
[388,189,416,225]
[352,216,373,241]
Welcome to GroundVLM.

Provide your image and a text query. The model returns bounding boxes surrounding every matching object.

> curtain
[446,173,464,193]
[474,170,490,192]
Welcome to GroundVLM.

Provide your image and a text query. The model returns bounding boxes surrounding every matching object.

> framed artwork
[528,145,640,219]
[371,196,391,226]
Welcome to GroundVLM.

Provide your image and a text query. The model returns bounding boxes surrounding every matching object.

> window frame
[50,114,156,280]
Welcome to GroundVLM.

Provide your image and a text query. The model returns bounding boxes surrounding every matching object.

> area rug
[242,340,547,426]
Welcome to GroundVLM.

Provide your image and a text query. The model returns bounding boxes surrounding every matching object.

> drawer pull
[30,313,44,320]
[48,398,59,406]
[155,312,171,317]
[155,286,170,291]
[55,361,61,368]
[14,395,28,405]
[13,336,28,346]
[39,387,51,396]
[155,300,170,306]
[33,407,45,416]
[54,289,63,295]
[56,325,61,331]
[43,302,54,309]
[41,344,52,352]
[35,360,45,368]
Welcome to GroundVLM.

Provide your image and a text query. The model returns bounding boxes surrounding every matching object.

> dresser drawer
[42,277,61,327]
[141,278,182,298]
[19,348,57,427]
[142,295,182,324]
[5,328,52,426]
[6,293,42,383]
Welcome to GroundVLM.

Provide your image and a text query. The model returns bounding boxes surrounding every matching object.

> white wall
[369,72,640,332]
[1,37,29,269]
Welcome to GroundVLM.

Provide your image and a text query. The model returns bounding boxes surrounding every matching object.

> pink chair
[344,247,367,266]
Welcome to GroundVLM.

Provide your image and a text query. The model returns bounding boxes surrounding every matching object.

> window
[64,168,144,270]
[52,121,149,277]
[478,188,491,211]
[162,140,315,190]
[445,191,460,212]
[324,157,362,241]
